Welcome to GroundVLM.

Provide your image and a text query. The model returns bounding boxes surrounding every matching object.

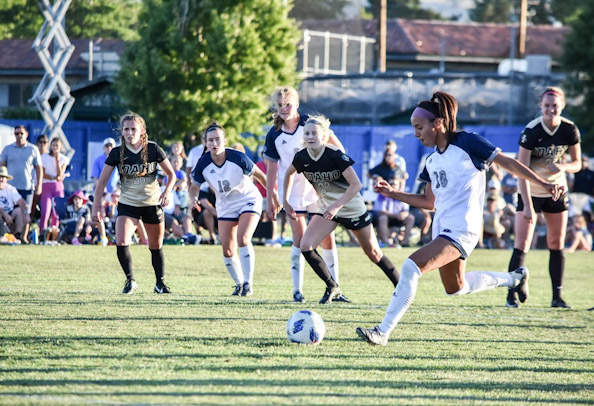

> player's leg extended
[352,224,399,287]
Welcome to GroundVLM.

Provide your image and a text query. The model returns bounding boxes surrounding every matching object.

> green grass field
[1,245,592,405]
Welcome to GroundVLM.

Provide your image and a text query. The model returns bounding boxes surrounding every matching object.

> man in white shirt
[0,166,29,240]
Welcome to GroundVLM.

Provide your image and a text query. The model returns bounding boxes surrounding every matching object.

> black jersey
[292,145,366,218]
[105,141,167,206]
[519,116,580,197]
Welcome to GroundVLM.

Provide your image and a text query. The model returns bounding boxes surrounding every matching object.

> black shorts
[117,203,164,224]
[517,194,568,214]
[315,211,372,230]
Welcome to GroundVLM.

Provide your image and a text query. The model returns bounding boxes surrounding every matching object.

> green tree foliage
[0,0,141,40]
[365,0,444,20]
[116,0,300,146]
[469,0,512,23]
[561,2,594,153]
[470,0,583,25]
[289,0,349,20]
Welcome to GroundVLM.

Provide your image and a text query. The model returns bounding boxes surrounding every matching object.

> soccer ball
[286,310,325,345]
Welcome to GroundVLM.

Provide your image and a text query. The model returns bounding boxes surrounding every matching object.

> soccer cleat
[232,284,243,296]
[154,283,172,294]
[122,279,138,294]
[506,288,518,308]
[292,291,306,303]
[333,293,352,303]
[241,282,253,297]
[511,267,529,303]
[356,326,388,346]
[551,298,572,308]
[319,285,341,304]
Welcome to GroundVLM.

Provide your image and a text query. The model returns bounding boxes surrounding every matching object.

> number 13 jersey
[419,131,500,238]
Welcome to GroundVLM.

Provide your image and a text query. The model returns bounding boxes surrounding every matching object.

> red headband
[542,90,562,98]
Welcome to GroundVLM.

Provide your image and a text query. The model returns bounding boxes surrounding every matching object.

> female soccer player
[283,115,400,304]
[264,86,344,302]
[505,87,582,309]
[92,112,176,294]
[356,91,562,346]
[191,123,267,296]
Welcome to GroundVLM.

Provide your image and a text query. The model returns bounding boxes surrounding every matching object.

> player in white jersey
[264,86,344,303]
[356,91,562,346]
[191,123,267,297]
[283,115,401,304]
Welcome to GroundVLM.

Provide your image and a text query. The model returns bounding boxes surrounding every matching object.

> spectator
[384,140,407,173]
[62,190,108,246]
[91,137,119,195]
[483,192,506,249]
[568,155,594,217]
[368,145,408,192]
[167,155,189,211]
[373,191,414,247]
[39,137,69,243]
[193,183,218,244]
[168,141,187,168]
[186,132,206,180]
[0,166,29,240]
[31,134,49,224]
[564,215,592,252]
[0,125,43,243]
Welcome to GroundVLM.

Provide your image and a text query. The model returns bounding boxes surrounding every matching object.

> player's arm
[374,178,435,210]
[252,165,267,189]
[265,159,281,219]
[323,166,361,219]
[92,164,115,223]
[493,151,562,200]
[282,164,297,219]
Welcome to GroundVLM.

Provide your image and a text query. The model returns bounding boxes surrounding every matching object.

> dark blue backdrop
[0,119,524,192]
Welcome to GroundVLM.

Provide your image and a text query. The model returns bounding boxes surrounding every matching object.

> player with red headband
[356,91,563,346]
[505,87,582,309]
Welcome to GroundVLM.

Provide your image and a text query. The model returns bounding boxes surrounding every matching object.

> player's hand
[323,205,339,220]
[284,201,297,220]
[522,206,536,224]
[374,179,394,196]
[159,192,169,208]
[91,208,102,227]
[547,183,563,201]
[267,193,281,220]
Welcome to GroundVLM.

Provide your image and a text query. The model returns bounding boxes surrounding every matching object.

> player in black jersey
[283,115,400,304]
[92,112,176,295]
[506,87,582,309]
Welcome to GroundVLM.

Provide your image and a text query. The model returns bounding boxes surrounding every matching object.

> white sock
[223,255,243,285]
[322,247,339,284]
[378,258,422,335]
[291,245,304,293]
[238,244,255,285]
[447,271,514,296]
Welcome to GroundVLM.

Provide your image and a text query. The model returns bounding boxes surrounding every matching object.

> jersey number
[217,180,231,193]
[433,170,448,188]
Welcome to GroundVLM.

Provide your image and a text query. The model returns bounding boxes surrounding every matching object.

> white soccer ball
[286,310,325,345]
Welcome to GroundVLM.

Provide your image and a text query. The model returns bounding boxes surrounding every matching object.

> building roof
[300,19,569,60]
[0,38,126,72]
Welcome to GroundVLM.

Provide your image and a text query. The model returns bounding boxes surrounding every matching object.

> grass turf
[1,245,592,405]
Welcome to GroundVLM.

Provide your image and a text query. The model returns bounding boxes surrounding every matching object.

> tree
[289,0,350,20]
[116,0,300,147]
[470,0,583,25]
[365,0,444,20]
[0,0,141,40]
[561,2,594,154]
[469,0,512,23]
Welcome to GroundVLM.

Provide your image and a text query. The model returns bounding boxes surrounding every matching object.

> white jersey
[191,148,262,220]
[420,131,500,256]
[263,118,318,210]
[186,144,205,172]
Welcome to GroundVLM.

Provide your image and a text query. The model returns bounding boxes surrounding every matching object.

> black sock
[508,248,526,273]
[116,245,134,280]
[549,249,564,300]
[302,249,337,288]
[150,248,165,285]
[375,255,399,287]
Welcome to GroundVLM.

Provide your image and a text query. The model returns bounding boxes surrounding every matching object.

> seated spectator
[483,192,506,249]
[62,190,108,246]
[192,183,218,244]
[409,181,432,246]
[168,141,187,168]
[0,166,29,241]
[168,155,189,212]
[568,155,594,216]
[368,145,408,192]
[487,178,513,245]
[372,190,414,247]
[160,173,198,243]
[565,215,592,252]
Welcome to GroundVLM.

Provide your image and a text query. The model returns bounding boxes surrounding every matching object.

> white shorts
[218,195,263,221]
[432,215,479,259]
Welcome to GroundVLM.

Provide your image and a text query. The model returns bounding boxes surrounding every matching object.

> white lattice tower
[30,0,75,158]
